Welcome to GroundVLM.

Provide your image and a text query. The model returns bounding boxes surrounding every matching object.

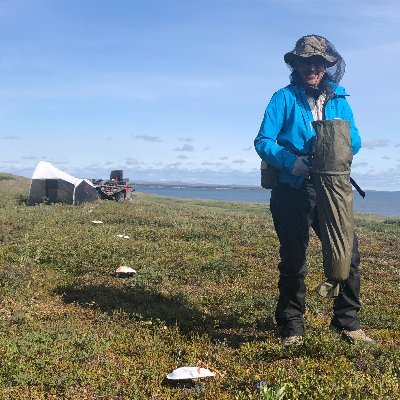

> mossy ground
[0,175,399,399]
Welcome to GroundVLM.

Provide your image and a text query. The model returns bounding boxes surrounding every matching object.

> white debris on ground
[116,234,130,239]
[91,220,104,224]
[167,367,216,380]
[114,266,137,276]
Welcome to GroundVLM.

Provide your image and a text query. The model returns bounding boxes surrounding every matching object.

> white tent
[28,161,98,205]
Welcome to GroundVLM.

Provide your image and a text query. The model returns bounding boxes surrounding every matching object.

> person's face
[297,57,325,86]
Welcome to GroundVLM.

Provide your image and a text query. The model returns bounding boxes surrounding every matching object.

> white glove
[291,156,311,177]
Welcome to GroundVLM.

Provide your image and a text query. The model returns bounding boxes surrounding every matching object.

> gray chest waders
[311,120,354,297]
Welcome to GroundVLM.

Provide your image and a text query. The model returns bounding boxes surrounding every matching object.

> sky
[0,0,399,190]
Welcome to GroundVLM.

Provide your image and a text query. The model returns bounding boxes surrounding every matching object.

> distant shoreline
[133,182,262,190]
[133,182,399,193]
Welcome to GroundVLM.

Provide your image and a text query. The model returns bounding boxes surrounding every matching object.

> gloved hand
[291,156,311,177]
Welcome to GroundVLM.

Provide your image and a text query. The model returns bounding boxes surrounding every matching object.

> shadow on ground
[54,283,275,347]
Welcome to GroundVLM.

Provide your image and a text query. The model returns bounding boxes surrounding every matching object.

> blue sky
[0,0,399,190]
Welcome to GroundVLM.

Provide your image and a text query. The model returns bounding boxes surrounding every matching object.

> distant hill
[0,172,31,195]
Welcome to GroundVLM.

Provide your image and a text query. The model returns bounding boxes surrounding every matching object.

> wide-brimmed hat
[284,35,340,68]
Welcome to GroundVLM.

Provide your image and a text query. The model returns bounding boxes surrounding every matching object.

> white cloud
[125,158,141,165]
[166,162,182,167]
[352,161,369,168]
[363,139,390,149]
[2,135,20,140]
[132,134,162,143]
[351,165,400,191]
[122,165,259,186]
[201,161,225,167]
[174,144,194,152]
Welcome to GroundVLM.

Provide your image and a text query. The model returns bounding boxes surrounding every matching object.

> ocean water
[135,185,400,218]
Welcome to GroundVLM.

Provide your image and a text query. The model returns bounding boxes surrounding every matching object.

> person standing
[254,35,375,347]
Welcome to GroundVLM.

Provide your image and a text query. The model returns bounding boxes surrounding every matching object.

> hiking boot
[282,335,303,347]
[330,326,376,346]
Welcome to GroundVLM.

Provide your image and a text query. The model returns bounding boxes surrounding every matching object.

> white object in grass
[115,266,137,275]
[91,220,103,224]
[167,367,215,380]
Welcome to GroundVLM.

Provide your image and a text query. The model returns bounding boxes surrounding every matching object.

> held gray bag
[311,119,354,293]
[260,160,278,189]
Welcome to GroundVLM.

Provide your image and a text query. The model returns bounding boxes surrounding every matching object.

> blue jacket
[254,83,361,189]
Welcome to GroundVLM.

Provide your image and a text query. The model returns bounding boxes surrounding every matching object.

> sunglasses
[297,56,326,68]
[297,61,325,71]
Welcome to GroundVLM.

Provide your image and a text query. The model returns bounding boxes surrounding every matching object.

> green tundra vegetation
[0,173,399,399]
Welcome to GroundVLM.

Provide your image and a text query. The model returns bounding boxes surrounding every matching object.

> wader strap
[350,177,365,199]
